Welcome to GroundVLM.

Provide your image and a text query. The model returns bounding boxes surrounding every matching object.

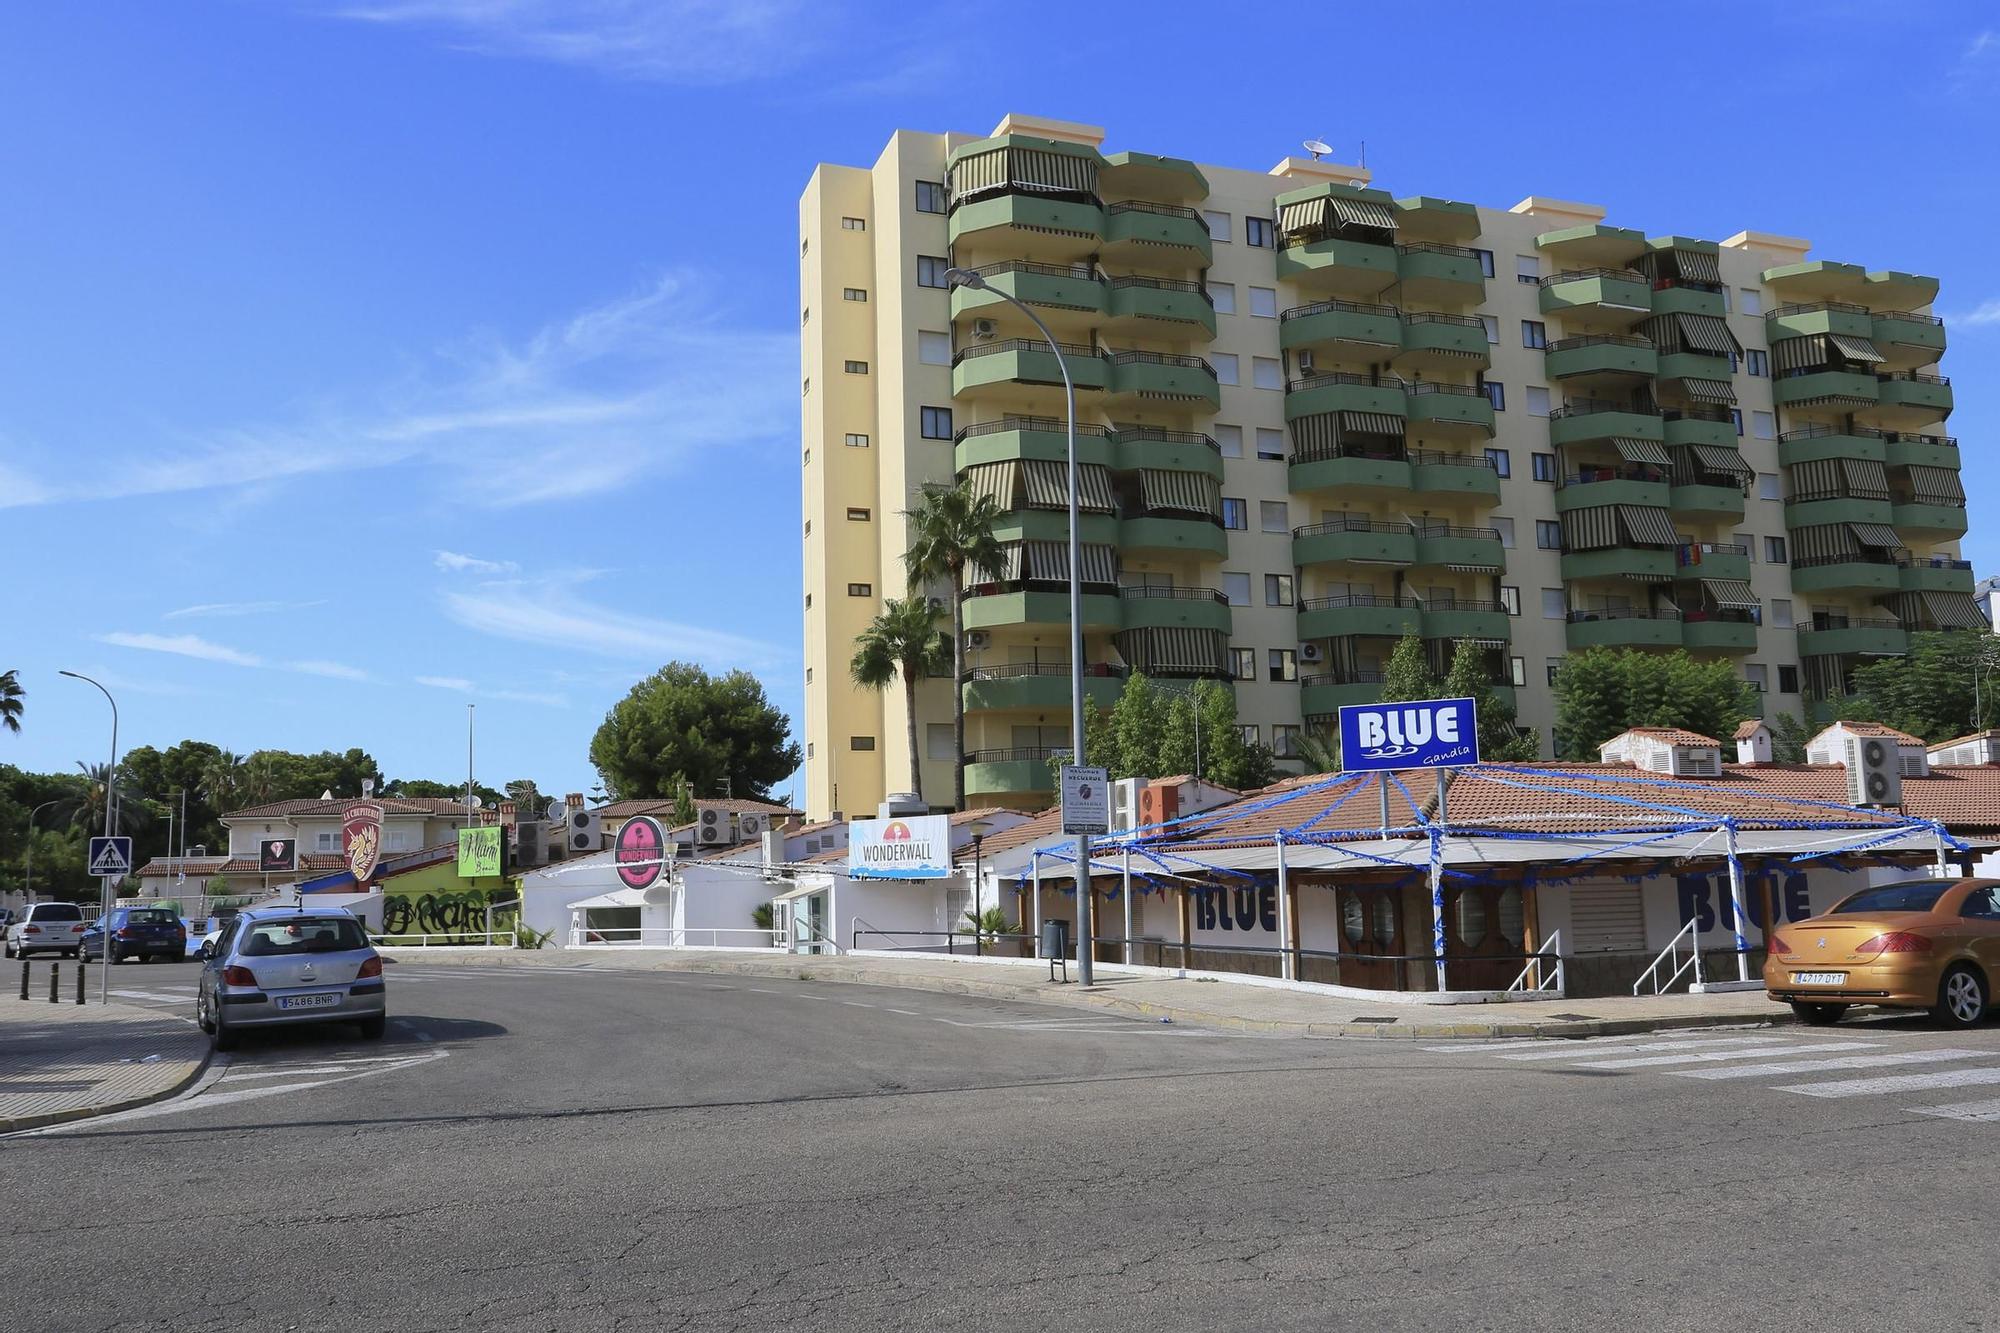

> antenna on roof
[1302,137,1332,161]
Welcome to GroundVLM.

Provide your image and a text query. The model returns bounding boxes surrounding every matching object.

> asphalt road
[8,960,2000,1332]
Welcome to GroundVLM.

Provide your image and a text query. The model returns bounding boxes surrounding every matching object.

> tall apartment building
[799,113,1968,819]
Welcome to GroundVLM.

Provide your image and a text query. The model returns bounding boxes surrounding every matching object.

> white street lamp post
[60,670,118,1005]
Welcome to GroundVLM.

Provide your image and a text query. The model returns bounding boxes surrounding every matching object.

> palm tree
[850,597,951,804]
[902,480,1005,810]
[75,761,149,835]
[0,669,22,734]
[201,749,246,813]
[1294,728,1341,775]
[241,752,283,804]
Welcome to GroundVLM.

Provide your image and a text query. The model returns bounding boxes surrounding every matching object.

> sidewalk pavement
[383,947,1793,1040]
[0,987,210,1133]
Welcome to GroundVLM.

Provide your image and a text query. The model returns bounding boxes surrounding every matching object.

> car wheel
[195,991,215,1035]
[1790,1001,1849,1026]
[1935,966,1988,1029]
[357,1015,386,1041]
[211,1010,237,1052]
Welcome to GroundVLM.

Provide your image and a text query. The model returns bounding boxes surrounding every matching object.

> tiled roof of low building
[226,796,467,819]
[1817,721,1924,745]
[591,796,800,820]
[1733,720,1765,741]
[1615,727,1721,747]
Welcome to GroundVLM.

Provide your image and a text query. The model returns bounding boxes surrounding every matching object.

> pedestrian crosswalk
[1426,1031,2000,1123]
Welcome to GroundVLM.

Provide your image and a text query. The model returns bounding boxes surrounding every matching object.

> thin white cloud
[415,673,565,708]
[163,599,326,620]
[1968,30,1998,60]
[434,551,518,575]
[288,659,372,682]
[415,675,475,691]
[441,584,778,668]
[95,632,264,668]
[1945,298,2000,327]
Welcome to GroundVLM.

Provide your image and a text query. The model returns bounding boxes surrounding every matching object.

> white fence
[372,931,517,948]
[565,927,782,951]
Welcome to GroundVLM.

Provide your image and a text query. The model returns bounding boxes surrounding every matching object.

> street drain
[1350,1016,1399,1024]
[1548,1013,1597,1021]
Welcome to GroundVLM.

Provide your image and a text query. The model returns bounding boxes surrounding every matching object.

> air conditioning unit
[696,806,732,846]
[966,630,991,650]
[1298,642,1323,663]
[737,812,768,840]
[927,597,946,614]
[513,821,548,869]
[1138,782,1181,830]
[1296,349,1315,375]
[1111,777,1146,833]
[566,809,603,854]
[972,318,998,340]
[1845,736,1903,808]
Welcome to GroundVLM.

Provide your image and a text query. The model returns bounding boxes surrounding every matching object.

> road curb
[0,1047,212,1134]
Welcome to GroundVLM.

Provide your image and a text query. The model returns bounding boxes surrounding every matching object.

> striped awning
[967,542,1027,585]
[1828,333,1886,364]
[1277,197,1328,236]
[1618,505,1680,547]
[960,460,1020,508]
[1021,459,1115,511]
[1918,590,1987,630]
[1789,457,1840,495]
[1689,444,1753,481]
[1907,465,1967,505]
[1849,523,1906,551]
[1340,409,1406,439]
[1838,457,1891,500]
[1681,378,1738,405]
[1772,335,1828,373]
[1329,196,1398,231]
[1681,313,1739,356]
[1792,523,1858,562]
[1139,468,1222,517]
[948,145,1098,202]
[1560,505,1619,551]
[1673,248,1722,284]
[1116,626,1230,675]
[1613,436,1671,465]
[1022,540,1118,584]
[1701,579,1760,610]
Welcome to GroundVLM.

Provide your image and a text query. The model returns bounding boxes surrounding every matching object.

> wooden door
[1337,887,1402,990]
[1443,884,1527,991]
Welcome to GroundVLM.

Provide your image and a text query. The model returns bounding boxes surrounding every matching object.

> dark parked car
[81,907,188,964]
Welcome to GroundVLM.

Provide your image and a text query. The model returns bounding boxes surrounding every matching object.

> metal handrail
[373,931,517,948]
[1402,311,1486,328]
[1549,400,1659,420]
[963,662,1125,681]
[961,259,1102,282]
[1508,930,1565,993]
[1546,333,1654,352]
[955,415,1112,442]
[965,578,1120,598]
[1287,370,1389,392]
[1396,241,1476,258]
[1557,467,1666,488]
[1790,553,1900,570]
[1298,593,1421,611]
[1679,541,1749,558]
[1661,405,1735,424]
[1107,199,1208,228]
[1108,348,1213,373]
[1120,585,1228,603]
[1632,919,1700,995]
[1540,267,1643,286]
[1799,617,1905,634]
[1292,515,1410,537]
[1877,370,1950,385]
[1568,608,1682,623]
[1300,671,1386,687]
[1777,423,1887,442]
[952,338,1101,363]
[1770,300,1868,317]
[1412,522,1502,540]
[965,746,1061,763]
[1874,309,1945,325]
[1407,448,1498,470]
[1420,596,1508,612]
[1108,273,1208,297]
[1280,297,1400,323]
[1116,426,1220,452]
[1406,380,1484,397]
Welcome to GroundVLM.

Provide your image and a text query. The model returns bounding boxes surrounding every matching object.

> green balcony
[1669,484,1745,519]
[949,195,1105,259]
[1773,370,1878,408]
[1102,201,1212,262]
[1120,514,1228,557]
[1797,623,1909,658]
[1901,561,1975,595]
[950,264,1106,326]
[1285,375,1406,422]
[1118,588,1233,633]
[1555,477,1671,511]
[1868,374,1952,427]
[1411,452,1503,499]
[964,755,1056,797]
[1548,407,1664,448]
[1403,384,1495,438]
[1566,612,1684,650]
[1414,527,1505,571]
[962,590,1122,631]
[1562,548,1674,582]
[1784,497,1894,529]
[963,669,1126,715]
[1293,520,1417,569]
[1289,453,1414,497]
[990,509,1119,547]
[1681,617,1759,654]
[1106,277,1216,336]
[1398,314,1491,369]
[1545,336,1656,380]
[1536,224,1648,268]
[1766,303,1873,343]
[956,420,1114,471]
[1874,311,1946,363]
[1762,260,1869,303]
[1276,238,1399,295]
[1777,429,1886,468]
[1396,243,1487,302]
[1099,151,1207,202]
[1662,414,1739,450]
[1864,271,1940,309]
[1650,285,1726,318]
[1113,429,1224,478]
[1655,351,1734,384]
[1297,597,1422,640]
[1279,300,1403,357]
[1106,351,1219,408]
[1538,271,1652,324]
[1789,559,1903,595]
[1890,502,1969,538]
[953,342,1109,400]
[1884,434,1959,470]
[1421,604,1510,642]
[1301,679,1385,715]
[1676,547,1749,581]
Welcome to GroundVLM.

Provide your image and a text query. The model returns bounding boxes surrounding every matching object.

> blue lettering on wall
[1193,885,1277,934]
[1676,871,1813,935]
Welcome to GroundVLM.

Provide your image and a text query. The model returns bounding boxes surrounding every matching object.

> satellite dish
[1302,138,1332,160]
[468,794,484,809]
[545,800,566,823]
[1349,179,1367,188]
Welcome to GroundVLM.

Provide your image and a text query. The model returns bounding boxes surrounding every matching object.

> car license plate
[278,993,341,1011]
[1792,971,1847,986]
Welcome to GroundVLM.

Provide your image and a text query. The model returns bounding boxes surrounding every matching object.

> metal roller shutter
[1567,884,1648,954]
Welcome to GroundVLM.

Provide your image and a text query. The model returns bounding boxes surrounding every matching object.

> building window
[1532,452,1556,482]
[1231,647,1256,681]
[1737,532,1756,561]
[1222,498,1248,530]
[1756,472,1781,501]
[1541,587,1568,620]
[916,256,950,288]
[915,181,946,213]
[841,217,866,231]
[1485,447,1511,477]
[1271,724,1300,757]
[1212,353,1239,386]
[1772,597,1794,629]
[920,406,953,439]
[1249,286,1278,318]
[847,583,872,597]
[1268,649,1297,682]
[1252,357,1283,390]
[1237,723,1259,745]
[926,723,954,761]
[850,735,875,750]
[1222,571,1251,605]
[1260,500,1289,533]
[1778,664,1800,694]
[918,331,952,365]
[1492,516,1515,548]
[1256,428,1284,460]
[1265,573,1295,606]
[1207,280,1237,314]
[1739,288,1763,316]
[845,433,870,447]
[1246,217,1275,248]
[1500,586,1520,616]
[1203,210,1232,242]
[1510,657,1526,688]
[1752,411,1776,440]
[1526,386,1551,417]
[1730,408,1744,435]
[1536,519,1562,550]
[1745,663,1768,693]
[1473,249,1495,278]
[1764,535,1788,565]
[1746,349,1769,377]
[1521,319,1547,349]
[1215,424,1243,457]
[843,287,867,302]
[1480,314,1499,344]
[1483,382,1506,411]
[847,507,870,521]
[1514,255,1540,284]
[845,360,869,374]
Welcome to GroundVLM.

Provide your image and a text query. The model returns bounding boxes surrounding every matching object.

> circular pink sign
[615,816,667,889]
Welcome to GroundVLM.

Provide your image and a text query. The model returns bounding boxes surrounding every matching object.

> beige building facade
[800,114,1966,820]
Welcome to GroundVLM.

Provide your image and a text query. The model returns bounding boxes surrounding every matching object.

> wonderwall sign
[1337,697,1480,772]
[847,814,952,880]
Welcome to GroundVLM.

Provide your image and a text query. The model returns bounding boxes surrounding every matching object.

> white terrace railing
[1506,930,1566,994]
[564,927,782,950]
[372,931,516,948]
[1632,918,1701,995]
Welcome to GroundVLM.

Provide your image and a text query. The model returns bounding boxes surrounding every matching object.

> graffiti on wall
[1194,884,1278,934]
[1676,871,1813,935]
[381,889,496,941]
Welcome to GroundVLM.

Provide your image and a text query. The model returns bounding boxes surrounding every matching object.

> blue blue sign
[1337,697,1479,772]
[87,835,134,878]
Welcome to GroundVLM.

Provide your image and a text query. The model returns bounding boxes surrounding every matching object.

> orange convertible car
[1766,879,2000,1028]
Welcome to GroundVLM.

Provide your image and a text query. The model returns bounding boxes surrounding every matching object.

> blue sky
[3,0,1997,802]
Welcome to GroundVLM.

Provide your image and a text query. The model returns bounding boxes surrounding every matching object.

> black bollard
[49,961,60,1004]
[76,962,86,1005]
[18,958,27,1001]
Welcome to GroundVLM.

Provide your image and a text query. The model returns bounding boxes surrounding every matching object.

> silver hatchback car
[195,905,387,1050]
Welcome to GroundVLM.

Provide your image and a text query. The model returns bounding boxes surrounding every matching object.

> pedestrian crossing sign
[88,836,133,879]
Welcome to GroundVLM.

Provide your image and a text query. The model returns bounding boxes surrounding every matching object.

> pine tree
[1380,632,1441,703]
[1442,639,1539,761]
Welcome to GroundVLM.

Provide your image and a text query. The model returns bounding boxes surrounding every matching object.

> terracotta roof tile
[226,796,466,819]
[1612,727,1722,747]
[592,796,800,820]
[1733,720,1765,741]
[1814,721,1924,745]
[1929,730,2000,751]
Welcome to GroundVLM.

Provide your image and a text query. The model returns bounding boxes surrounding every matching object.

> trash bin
[1041,918,1069,961]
